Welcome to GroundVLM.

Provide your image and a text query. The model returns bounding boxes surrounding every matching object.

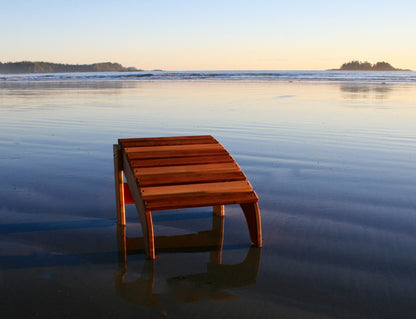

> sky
[1,0,415,70]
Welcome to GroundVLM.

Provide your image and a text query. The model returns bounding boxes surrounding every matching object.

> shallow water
[1,79,415,318]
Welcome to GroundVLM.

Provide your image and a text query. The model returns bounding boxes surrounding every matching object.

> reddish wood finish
[114,135,262,259]
[123,183,134,205]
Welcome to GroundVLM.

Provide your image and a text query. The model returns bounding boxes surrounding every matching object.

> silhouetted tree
[373,61,396,71]
[339,60,402,71]
[0,61,138,74]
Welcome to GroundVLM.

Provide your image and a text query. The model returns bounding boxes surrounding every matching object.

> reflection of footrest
[113,135,262,259]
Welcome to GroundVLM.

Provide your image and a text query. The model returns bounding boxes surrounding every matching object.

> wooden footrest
[113,135,262,259]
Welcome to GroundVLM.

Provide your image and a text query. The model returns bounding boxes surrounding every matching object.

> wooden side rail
[113,135,262,259]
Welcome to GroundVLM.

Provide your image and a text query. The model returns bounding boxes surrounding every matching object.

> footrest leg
[210,214,225,264]
[240,202,262,247]
[213,205,225,216]
[116,225,127,273]
[139,210,155,260]
[113,144,126,225]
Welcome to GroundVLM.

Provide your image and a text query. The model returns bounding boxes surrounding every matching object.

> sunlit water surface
[1,79,415,318]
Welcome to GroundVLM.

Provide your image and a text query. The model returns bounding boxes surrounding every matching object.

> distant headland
[334,61,410,71]
[0,61,141,74]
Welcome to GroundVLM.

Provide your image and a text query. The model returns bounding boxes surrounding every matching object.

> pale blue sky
[1,0,415,70]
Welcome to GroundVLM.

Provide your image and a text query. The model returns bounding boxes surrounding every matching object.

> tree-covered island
[336,61,410,71]
[0,61,140,74]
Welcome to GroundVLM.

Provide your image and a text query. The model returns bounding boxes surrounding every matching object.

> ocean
[1,69,416,82]
[1,71,415,318]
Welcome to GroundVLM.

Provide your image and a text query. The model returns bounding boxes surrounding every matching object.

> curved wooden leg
[240,202,262,247]
[121,150,156,259]
[137,209,155,260]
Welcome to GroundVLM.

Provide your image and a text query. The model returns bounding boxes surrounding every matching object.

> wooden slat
[145,192,258,211]
[120,135,215,143]
[140,180,253,200]
[130,154,235,168]
[126,148,229,160]
[124,143,225,154]
[119,135,217,147]
[120,138,216,148]
[137,171,246,187]
[134,163,240,176]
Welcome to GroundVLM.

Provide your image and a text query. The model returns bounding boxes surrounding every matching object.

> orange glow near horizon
[1,1,416,71]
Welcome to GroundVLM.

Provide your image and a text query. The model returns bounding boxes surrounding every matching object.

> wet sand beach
[1,76,416,318]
